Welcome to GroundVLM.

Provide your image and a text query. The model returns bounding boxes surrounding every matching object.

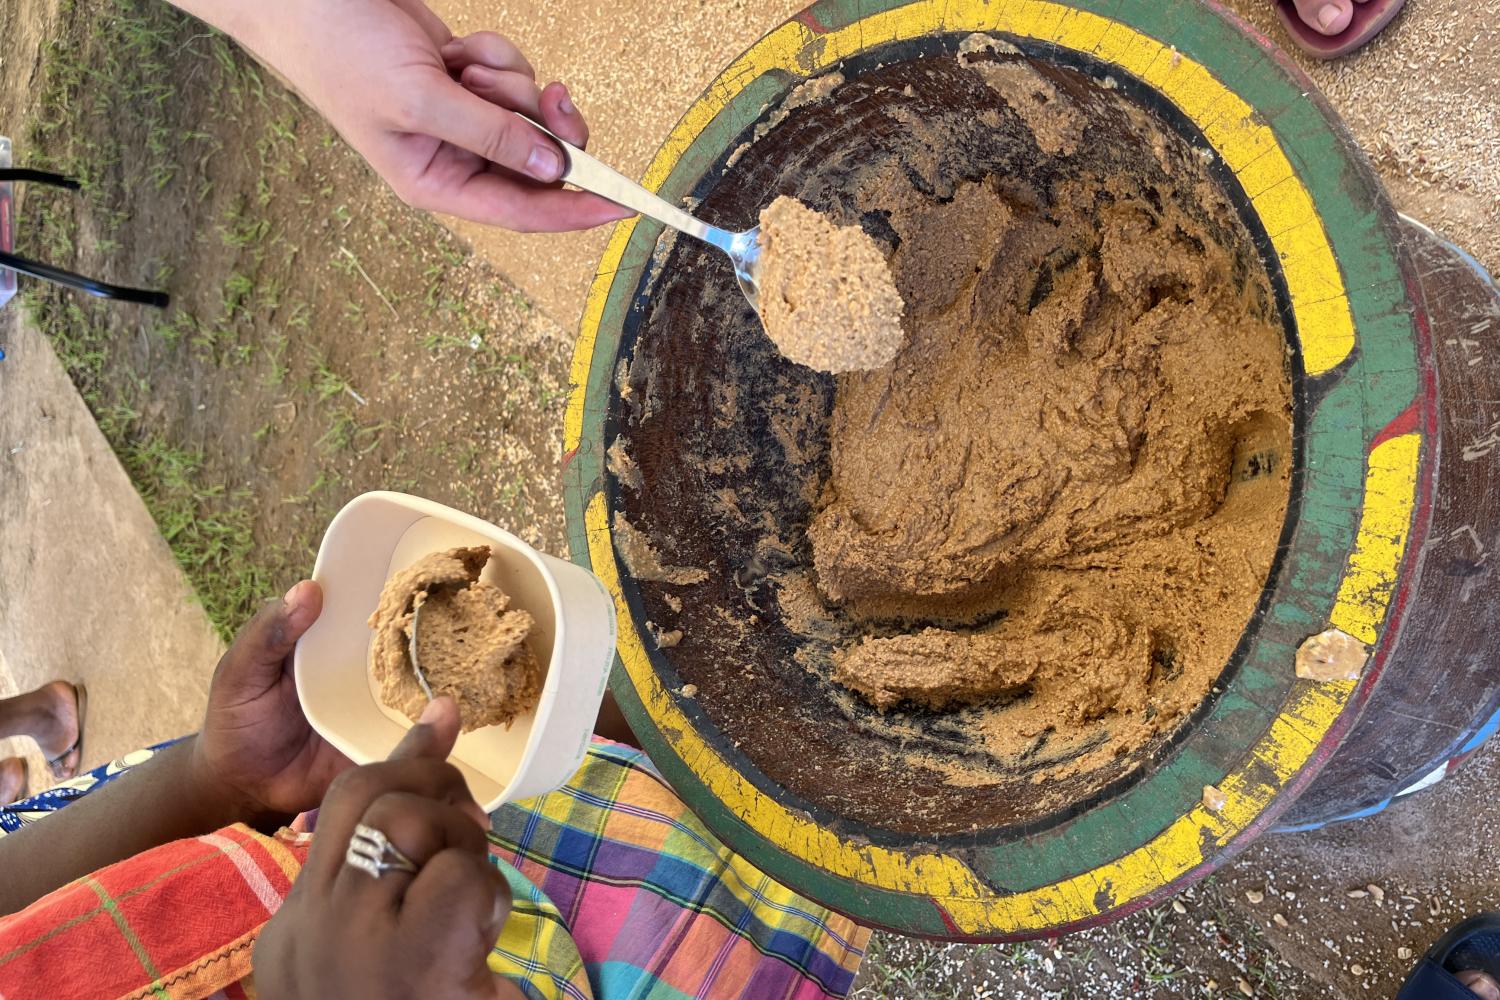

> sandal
[1397,913,1500,999]
[44,683,87,781]
[1274,0,1407,59]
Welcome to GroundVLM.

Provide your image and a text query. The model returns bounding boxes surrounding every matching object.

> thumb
[418,75,564,183]
[388,696,463,761]
[213,581,323,693]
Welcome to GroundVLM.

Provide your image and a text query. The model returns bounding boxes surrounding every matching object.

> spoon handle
[406,594,436,702]
[519,116,735,253]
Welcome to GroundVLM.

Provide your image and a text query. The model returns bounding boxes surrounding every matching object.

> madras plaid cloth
[488,740,868,999]
[0,740,868,999]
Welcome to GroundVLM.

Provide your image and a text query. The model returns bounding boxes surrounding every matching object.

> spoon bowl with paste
[521,118,904,373]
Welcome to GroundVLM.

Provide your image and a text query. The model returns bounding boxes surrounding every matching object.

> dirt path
[6,0,577,640]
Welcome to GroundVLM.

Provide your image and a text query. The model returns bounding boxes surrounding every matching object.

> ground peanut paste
[787,53,1293,768]
[756,196,906,373]
[369,546,543,732]
[617,46,1295,809]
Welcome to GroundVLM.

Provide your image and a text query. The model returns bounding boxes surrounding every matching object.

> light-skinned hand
[175,0,632,232]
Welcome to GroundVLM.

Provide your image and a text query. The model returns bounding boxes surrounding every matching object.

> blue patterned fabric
[0,740,178,835]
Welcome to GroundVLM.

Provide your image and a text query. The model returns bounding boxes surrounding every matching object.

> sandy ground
[427,0,1499,332]
[427,0,806,323]
[0,309,220,773]
[1219,0,1499,274]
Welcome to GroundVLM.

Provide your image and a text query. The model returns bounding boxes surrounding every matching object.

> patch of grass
[118,431,268,639]
[1005,942,1040,966]
[422,264,446,309]
[285,300,312,331]
[282,471,334,506]
[193,321,234,357]
[17,0,284,639]
[221,272,255,320]
[256,112,305,177]
[261,333,290,387]
[22,289,109,393]
[497,474,529,514]
[336,246,399,318]
[28,0,196,206]
[255,276,282,315]
[436,239,465,268]
[309,353,357,402]
[218,197,270,249]
[1139,908,1185,985]
[29,201,77,262]
[451,443,484,476]
[207,31,266,117]
[317,409,386,456]
[1236,907,1294,998]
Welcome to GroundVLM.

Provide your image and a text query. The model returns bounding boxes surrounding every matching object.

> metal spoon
[523,117,763,316]
[405,592,436,702]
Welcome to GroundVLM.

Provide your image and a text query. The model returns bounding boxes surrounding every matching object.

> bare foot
[0,757,26,806]
[33,681,82,780]
[1458,970,1500,1000]
[1290,0,1355,35]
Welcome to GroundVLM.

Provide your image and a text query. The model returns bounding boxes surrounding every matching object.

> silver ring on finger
[345,823,420,879]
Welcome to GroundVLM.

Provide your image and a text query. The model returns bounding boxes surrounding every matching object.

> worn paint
[567,0,1355,453]
[1330,434,1422,644]
[563,0,1410,934]
[564,217,640,456]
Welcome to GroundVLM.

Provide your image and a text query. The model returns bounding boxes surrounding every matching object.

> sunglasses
[1,158,169,360]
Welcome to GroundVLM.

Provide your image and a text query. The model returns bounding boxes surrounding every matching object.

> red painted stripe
[1369,399,1421,450]
[795,9,831,33]
[931,901,964,937]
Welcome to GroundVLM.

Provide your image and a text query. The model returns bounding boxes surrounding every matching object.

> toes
[1457,970,1500,1000]
[0,758,26,805]
[47,747,80,782]
[1291,0,1354,34]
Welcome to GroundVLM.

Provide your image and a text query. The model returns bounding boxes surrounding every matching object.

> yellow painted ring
[566,0,1419,935]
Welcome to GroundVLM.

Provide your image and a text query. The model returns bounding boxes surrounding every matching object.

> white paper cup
[294,491,617,811]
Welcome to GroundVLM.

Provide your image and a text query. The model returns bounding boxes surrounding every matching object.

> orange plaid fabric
[0,823,309,1000]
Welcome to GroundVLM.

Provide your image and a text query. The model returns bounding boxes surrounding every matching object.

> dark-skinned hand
[253,697,522,999]
[192,581,353,827]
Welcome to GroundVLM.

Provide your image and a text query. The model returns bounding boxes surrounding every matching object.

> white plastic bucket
[294,491,617,811]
